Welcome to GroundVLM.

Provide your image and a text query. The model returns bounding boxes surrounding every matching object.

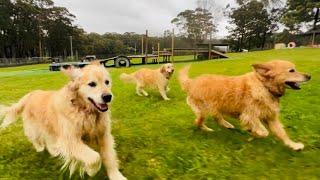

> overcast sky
[54,0,235,38]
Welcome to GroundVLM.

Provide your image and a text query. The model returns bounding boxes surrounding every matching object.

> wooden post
[141,35,144,54]
[39,38,42,60]
[208,33,212,60]
[38,22,42,62]
[134,42,137,54]
[145,30,148,64]
[312,31,315,46]
[194,40,197,60]
[171,28,174,62]
[75,50,78,61]
[70,36,73,60]
[157,42,160,64]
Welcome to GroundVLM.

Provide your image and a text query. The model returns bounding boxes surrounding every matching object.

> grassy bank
[0,48,319,179]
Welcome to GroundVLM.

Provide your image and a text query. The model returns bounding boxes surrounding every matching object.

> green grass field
[0,48,320,179]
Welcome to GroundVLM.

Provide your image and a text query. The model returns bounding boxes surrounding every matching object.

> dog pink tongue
[99,103,107,109]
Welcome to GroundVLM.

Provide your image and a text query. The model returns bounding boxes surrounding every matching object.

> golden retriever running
[0,62,126,179]
[179,60,311,150]
[120,63,174,100]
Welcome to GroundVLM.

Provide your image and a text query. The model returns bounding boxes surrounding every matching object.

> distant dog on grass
[0,62,126,179]
[179,60,311,150]
[120,63,174,100]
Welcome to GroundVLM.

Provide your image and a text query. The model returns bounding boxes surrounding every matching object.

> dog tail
[120,73,136,84]
[179,65,192,92]
[0,93,30,129]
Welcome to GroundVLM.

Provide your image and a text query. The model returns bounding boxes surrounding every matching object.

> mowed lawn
[0,48,320,179]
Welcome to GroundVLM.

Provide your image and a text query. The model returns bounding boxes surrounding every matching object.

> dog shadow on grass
[187,117,286,152]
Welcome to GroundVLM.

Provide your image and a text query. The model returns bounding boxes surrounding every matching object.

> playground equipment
[49,30,173,71]
[274,43,286,49]
[169,42,229,60]
[49,29,228,71]
[274,42,297,50]
[287,42,296,49]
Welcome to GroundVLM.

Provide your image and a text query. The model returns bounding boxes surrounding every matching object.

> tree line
[0,0,81,58]
[0,0,191,59]
[171,0,320,51]
[0,0,319,59]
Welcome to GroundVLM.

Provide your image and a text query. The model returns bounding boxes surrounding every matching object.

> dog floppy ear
[61,65,82,80]
[160,65,166,74]
[252,63,271,77]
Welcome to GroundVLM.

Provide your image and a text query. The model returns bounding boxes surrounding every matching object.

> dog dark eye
[289,69,295,73]
[105,80,110,85]
[88,82,96,87]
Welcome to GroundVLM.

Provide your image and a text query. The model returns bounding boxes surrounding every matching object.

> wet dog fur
[179,60,311,150]
[0,62,126,179]
[120,63,174,100]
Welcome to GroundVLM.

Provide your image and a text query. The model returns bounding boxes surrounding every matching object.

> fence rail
[0,57,52,67]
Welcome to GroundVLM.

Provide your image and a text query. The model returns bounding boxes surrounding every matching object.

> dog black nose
[102,93,112,103]
[305,74,311,80]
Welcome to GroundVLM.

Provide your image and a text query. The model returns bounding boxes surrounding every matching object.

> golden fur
[120,63,174,100]
[179,60,311,150]
[0,62,126,179]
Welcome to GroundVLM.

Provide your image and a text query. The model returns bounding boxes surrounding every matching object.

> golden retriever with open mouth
[120,63,174,100]
[0,62,126,179]
[179,60,311,150]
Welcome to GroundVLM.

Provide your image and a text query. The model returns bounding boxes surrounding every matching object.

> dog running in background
[0,62,126,179]
[120,63,174,100]
[179,60,311,150]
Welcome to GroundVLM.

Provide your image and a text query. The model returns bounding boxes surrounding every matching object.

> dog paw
[200,125,214,132]
[252,129,269,138]
[220,121,235,129]
[289,142,304,151]
[33,142,45,152]
[86,161,101,177]
[85,152,102,177]
[34,145,45,152]
[108,170,127,180]
[47,146,60,157]
[164,98,170,101]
